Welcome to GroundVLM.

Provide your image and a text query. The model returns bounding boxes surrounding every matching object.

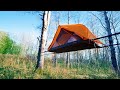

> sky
[0,11,115,53]
[0,11,41,45]
[0,11,104,47]
[0,11,40,33]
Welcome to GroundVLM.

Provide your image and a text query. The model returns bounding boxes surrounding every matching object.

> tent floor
[49,40,101,53]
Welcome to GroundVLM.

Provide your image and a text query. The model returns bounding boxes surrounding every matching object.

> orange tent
[48,24,103,53]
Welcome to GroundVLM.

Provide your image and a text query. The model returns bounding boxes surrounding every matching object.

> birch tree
[36,11,51,69]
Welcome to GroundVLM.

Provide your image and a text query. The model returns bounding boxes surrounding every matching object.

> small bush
[0,32,21,55]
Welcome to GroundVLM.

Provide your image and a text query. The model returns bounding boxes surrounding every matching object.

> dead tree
[36,11,51,69]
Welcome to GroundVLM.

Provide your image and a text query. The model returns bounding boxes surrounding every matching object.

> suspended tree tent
[48,24,103,53]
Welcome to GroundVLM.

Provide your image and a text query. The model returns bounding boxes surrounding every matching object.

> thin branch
[39,13,43,17]
[89,12,106,29]
[110,12,120,29]
[108,11,112,21]
[37,36,41,42]
[37,37,40,42]
[115,20,120,28]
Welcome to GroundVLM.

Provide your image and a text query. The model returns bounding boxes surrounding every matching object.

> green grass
[0,54,119,79]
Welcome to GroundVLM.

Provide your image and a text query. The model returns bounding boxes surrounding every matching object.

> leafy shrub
[0,31,21,55]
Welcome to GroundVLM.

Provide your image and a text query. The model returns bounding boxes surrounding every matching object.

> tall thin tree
[103,11,120,75]
[90,11,120,75]
[36,11,51,69]
[110,12,120,68]
[54,11,60,67]
[66,11,70,68]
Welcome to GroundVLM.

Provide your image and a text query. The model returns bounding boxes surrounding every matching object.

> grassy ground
[0,54,119,79]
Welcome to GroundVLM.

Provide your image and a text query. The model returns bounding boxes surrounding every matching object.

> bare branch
[39,13,43,17]
[108,11,112,21]
[37,37,40,42]
[110,20,120,29]
[110,12,120,29]
[114,20,120,28]
[37,26,42,29]
[89,11,106,29]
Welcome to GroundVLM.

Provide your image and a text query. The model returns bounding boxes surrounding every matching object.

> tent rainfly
[48,24,103,53]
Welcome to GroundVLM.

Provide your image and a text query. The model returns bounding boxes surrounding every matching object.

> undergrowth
[0,54,118,79]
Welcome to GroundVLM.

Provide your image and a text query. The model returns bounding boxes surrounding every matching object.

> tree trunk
[77,51,79,68]
[52,53,57,67]
[103,11,120,75]
[66,11,70,68]
[66,52,70,68]
[111,22,120,68]
[54,11,60,67]
[36,11,51,69]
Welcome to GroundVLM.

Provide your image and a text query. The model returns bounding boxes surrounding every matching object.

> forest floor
[0,54,119,79]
